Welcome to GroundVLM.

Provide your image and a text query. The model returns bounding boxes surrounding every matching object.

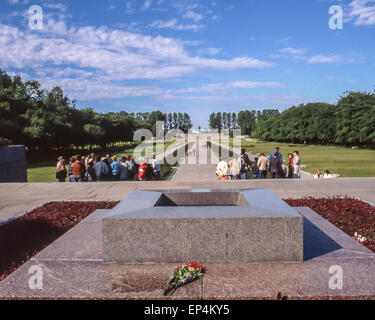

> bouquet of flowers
[163,262,205,296]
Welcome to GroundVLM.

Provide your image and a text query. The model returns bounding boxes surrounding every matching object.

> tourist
[84,154,91,168]
[228,158,240,180]
[103,157,113,181]
[287,153,294,178]
[280,163,287,178]
[257,153,268,179]
[106,154,112,164]
[152,154,161,181]
[71,155,86,182]
[216,159,229,180]
[251,157,259,179]
[122,156,133,181]
[119,156,130,181]
[56,156,67,182]
[89,153,96,166]
[269,152,282,179]
[81,156,86,170]
[138,159,153,181]
[292,151,301,179]
[111,156,120,181]
[137,159,146,181]
[269,146,283,163]
[238,149,250,179]
[130,156,138,181]
[314,170,322,179]
[93,156,110,182]
[68,156,75,182]
[86,159,96,182]
[323,170,333,179]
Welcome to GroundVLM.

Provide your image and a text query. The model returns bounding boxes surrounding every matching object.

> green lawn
[235,139,375,177]
[27,140,182,182]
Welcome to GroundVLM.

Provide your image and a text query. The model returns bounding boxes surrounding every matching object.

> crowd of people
[216,147,302,180]
[55,153,161,182]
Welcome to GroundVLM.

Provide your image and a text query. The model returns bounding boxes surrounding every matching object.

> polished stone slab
[0,260,202,300]
[1,206,375,299]
[103,189,303,263]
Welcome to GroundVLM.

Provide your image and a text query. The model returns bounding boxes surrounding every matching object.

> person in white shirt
[257,153,268,179]
[152,154,161,180]
[323,170,333,179]
[292,151,301,179]
[216,159,229,180]
[228,158,240,180]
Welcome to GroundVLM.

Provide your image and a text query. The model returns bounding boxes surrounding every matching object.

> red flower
[186,262,203,270]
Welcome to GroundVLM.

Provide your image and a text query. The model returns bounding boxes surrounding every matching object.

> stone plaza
[0,142,375,299]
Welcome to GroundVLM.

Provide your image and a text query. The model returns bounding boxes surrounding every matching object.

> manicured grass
[27,140,181,182]
[27,163,57,183]
[236,139,375,177]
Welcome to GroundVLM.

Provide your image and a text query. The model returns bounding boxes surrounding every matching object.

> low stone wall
[0,145,27,183]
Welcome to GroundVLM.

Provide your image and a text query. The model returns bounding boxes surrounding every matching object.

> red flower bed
[285,197,375,252]
[0,201,119,281]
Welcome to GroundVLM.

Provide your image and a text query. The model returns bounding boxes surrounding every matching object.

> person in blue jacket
[93,156,110,182]
[111,156,121,180]
[269,146,283,163]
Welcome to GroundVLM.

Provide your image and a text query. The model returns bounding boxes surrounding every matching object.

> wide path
[170,140,219,182]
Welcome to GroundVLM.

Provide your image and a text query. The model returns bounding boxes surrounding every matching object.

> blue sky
[1,0,374,128]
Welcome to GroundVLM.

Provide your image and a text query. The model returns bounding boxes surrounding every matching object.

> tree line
[0,68,193,150]
[209,90,375,146]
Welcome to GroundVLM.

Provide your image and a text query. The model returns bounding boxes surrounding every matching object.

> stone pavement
[171,141,219,182]
[1,138,375,299]
[1,206,375,299]
[1,178,375,223]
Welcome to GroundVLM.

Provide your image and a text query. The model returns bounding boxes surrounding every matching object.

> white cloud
[42,2,67,12]
[142,0,153,10]
[187,56,273,69]
[230,81,284,89]
[348,0,375,25]
[279,47,306,55]
[0,22,273,100]
[150,19,204,32]
[45,78,163,100]
[183,10,204,22]
[307,54,345,64]
[177,81,284,93]
[197,47,221,55]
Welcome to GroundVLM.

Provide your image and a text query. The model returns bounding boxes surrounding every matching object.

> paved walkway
[171,141,219,182]
[1,178,375,223]
[2,205,375,299]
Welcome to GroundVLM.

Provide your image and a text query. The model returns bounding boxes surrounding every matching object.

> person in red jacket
[138,159,155,181]
[71,155,86,182]
[138,161,149,181]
